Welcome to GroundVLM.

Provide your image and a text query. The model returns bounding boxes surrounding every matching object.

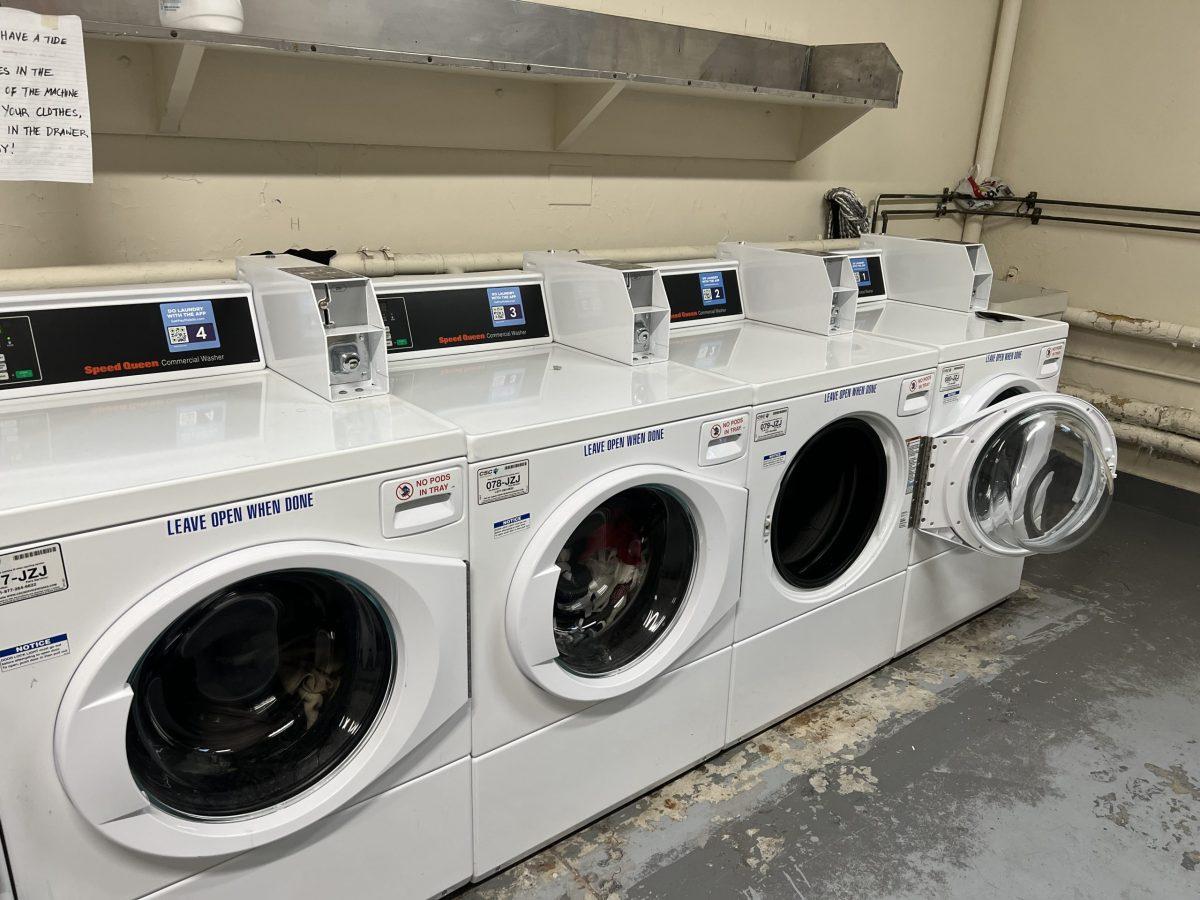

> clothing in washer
[655,259,939,744]
[375,270,753,879]
[0,282,472,900]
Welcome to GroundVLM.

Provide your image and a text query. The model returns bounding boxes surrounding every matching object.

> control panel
[372,273,551,359]
[653,259,744,326]
[237,255,389,401]
[0,283,262,399]
[524,252,670,366]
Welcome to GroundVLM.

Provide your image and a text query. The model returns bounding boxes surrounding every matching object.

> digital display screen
[487,286,527,327]
[698,271,727,307]
[160,300,221,353]
[0,316,42,387]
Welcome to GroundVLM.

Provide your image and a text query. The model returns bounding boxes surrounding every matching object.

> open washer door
[918,393,1117,556]
[506,465,745,703]
[54,541,465,859]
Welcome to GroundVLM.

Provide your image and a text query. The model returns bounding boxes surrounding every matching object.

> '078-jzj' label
[754,408,789,442]
[478,459,529,504]
[0,544,68,607]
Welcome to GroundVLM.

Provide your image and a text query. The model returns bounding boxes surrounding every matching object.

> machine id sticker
[762,449,788,468]
[940,364,965,391]
[478,459,529,504]
[754,408,789,442]
[493,513,531,539]
[0,633,69,673]
[0,544,68,607]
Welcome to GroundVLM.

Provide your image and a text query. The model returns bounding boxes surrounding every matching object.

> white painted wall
[0,1,998,268]
[984,0,1200,491]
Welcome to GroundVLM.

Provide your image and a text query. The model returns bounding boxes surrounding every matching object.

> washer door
[920,393,1117,556]
[769,417,888,590]
[506,466,745,702]
[54,541,466,858]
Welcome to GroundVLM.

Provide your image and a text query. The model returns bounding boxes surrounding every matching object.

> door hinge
[907,436,933,529]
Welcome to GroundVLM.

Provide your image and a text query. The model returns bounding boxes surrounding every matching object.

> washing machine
[0,281,473,900]
[846,239,1119,653]
[653,255,940,743]
[373,265,753,878]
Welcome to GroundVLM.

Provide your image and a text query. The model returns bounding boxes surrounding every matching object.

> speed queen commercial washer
[653,257,940,743]
[0,282,472,900]
[375,269,753,878]
[846,244,1118,653]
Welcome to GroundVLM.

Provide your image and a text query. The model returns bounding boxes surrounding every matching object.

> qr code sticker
[168,326,188,345]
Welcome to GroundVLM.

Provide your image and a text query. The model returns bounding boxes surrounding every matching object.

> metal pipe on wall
[0,239,859,291]
[1109,420,1200,466]
[962,0,1023,243]
[1064,307,1200,350]
[1063,384,1200,442]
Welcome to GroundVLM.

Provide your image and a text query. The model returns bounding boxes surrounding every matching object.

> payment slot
[0,282,263,400]
[717,243,858,335]
[859,234,993,312]
[237,255,389,401]
[523,252,670,366]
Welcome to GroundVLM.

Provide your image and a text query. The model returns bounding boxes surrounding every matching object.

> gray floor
[462,498,1200,899]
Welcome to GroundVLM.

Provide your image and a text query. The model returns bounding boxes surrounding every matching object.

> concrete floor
[462,498,1200,898]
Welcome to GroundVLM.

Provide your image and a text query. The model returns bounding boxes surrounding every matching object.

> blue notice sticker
[160,300,221,353]
[698,271,727,307]
[850,257,872,288]
[0,633,70,672]
[487,286,526,327]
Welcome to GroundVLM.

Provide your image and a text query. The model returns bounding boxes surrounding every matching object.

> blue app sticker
[850,257,873,288]
[160,300,221,353]
[698,271,727,307]
[487,286,526,327]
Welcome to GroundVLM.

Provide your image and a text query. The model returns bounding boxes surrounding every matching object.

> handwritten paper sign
[0,7,92,183]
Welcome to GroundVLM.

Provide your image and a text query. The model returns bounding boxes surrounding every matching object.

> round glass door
[968,404,1113,554]
[552,486,696,677]
[126,569,393,819]
[771,418,887,589]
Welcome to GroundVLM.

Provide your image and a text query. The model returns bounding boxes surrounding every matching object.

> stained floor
[461,497,1200,899]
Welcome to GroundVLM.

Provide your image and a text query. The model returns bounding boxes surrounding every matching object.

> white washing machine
[0,282,473,900]
[654,258,940,743]
[847,242,1119,653]
[373,268,753,878]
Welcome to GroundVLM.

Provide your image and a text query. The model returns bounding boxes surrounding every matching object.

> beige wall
[0,0,998,268]
[985,0,1200,491]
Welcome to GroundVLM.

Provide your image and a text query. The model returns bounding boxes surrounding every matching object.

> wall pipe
[1064,307,1200,350]
[1065,350,1200,389]
[1063,384,1200,442]
[1108,420,1200,466]
[0,239,859,292]
[962,0,1023,244]
[872,192,1200,233]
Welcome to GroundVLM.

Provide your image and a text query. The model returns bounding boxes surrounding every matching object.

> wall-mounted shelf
[25,0,903,161]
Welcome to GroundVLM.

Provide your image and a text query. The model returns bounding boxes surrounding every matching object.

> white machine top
[389,343,752,461]
[855,303,1068,363]
[0,371,465,546]
[666,320,939,405]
